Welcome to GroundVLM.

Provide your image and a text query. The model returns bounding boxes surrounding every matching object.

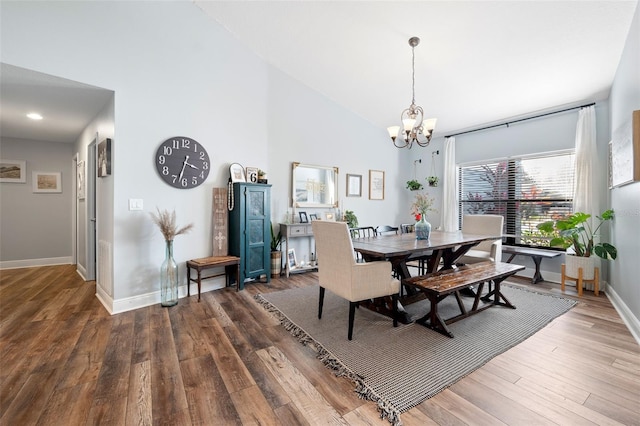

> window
[458,150,575,248]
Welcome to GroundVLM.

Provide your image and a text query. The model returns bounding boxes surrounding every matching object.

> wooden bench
[186,256,241,301]
[502,246,561,284]
[402,262,525,337]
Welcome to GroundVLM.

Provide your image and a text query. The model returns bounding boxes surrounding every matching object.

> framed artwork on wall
[77,161,85,200]
[369,169,385,200]
[346,173,362,197]
[33,171,62,193]
[0,159,26,183]
[610,110,640,187]
[98,138,112,177]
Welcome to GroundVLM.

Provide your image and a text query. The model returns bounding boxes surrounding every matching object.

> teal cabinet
[228,183,271,289]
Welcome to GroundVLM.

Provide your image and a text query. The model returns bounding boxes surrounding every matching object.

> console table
[279,223,317,277]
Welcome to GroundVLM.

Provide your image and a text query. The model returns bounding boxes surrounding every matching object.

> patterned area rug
[255,284,576,425]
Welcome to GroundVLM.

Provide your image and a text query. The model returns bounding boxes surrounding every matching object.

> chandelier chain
[411,45,416,105]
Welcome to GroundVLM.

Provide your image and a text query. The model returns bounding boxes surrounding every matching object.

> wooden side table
[186,256,241,300]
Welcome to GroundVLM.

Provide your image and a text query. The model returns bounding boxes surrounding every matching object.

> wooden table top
[351,230,500,258]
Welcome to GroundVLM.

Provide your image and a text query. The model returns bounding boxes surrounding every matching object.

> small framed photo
[324,212,335,221]
[369,169,385,200]
[229,163,246,182]
[309,213,318,221]
[299,211,308,223]
[33,171,62,193]
[0,159,27,183]
[346,173,362,197]
[245,166,259,183]
[98,138,112,177]
[287,248,297,269]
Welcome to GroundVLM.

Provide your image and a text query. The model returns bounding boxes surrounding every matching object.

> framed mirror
[292,162,338,208]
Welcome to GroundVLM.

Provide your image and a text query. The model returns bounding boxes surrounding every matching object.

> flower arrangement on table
[410,192,435,240]
[410,192,435,218]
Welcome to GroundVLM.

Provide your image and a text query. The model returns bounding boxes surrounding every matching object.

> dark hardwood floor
[1,264,638,425]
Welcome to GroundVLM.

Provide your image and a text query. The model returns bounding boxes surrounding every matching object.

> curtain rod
[444,102,596,139]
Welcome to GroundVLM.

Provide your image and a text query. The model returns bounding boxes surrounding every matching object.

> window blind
[458,151,575,248]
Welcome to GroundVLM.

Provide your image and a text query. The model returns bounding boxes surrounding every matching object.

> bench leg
[197,269,202,302]
[531,255,544,284]
[415,295,454,338]
[481,276,516,309]
[187,266,191,297]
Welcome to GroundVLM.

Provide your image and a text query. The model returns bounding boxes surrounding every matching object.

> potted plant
[258,169,267,184]
[270,223,282,277]
[344,210,358,229]
[427,176,439,187]
[537,209,617,282]
[406,179,423,191]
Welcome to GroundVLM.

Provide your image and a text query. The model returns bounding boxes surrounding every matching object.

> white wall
[609,2,640,330]
[0,138,74,267]
[1,1,404,312]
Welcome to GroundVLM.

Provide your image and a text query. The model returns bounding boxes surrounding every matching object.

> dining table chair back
[312,221,400,340]
[376,225,399,235]
[349,226,377,239]
[458,214,504,264]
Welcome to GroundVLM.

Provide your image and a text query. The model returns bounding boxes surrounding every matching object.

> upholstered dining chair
[312,221,401,340]
[458,214,504,264]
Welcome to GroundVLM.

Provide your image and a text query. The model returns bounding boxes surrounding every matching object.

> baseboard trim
[605,285,640,345]
[0,257,73,270]
[110,276,227,314]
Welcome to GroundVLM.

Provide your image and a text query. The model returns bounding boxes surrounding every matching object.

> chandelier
[387,37,437,149]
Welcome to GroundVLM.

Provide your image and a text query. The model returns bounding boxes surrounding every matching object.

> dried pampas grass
[150,208,194,241]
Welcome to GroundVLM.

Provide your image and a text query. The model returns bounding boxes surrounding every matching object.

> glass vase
[161,240,178,307]
[415,216,432,240]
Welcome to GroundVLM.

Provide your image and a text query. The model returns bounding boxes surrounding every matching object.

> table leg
[187,265,191,297]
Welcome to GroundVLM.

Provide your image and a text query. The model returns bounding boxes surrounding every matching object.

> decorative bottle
[161,240,179,307]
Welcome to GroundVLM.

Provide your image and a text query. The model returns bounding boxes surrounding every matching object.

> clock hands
[178,155,200,181]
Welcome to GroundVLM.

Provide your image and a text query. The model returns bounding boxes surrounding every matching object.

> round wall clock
[155,136,210,189]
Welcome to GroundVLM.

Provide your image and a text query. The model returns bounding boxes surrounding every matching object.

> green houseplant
[406,179,423,191]
[427,176,439,187]
[536,209,617,260]
[270,223,282,277]
[344,210,358,229]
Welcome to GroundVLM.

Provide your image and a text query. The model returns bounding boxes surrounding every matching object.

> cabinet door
[244,185,270,278]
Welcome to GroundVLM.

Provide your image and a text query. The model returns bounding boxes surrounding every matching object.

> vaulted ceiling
[1,1,636,143]
[196,0,637,136]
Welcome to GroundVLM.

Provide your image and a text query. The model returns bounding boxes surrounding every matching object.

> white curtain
[442,136,458,231]
[573,105,599,215]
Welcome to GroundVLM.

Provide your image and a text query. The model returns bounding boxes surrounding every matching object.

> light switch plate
[129,199,143,211]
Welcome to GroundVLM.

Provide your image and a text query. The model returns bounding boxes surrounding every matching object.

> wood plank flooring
[1,264,638,425]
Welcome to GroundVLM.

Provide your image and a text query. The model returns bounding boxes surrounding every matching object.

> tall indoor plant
[537,209,617,281]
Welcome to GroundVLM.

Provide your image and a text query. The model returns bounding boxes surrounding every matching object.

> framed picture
[369,169,385,200]
[287,248,297,269]
[309,213,318,221]
[32,171,62,193]
[610,109,640,187]
[346,173,362,197]
[0,159,26,183]
[299,211,308,223]
[229,163,246,182]
[245,167,259,183]
[98,138,112,177]
[324,212,335,221]
[77,161,85,200]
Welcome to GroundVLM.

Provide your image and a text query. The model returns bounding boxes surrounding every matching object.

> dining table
[351,230,502,323]
[351,230,501,280]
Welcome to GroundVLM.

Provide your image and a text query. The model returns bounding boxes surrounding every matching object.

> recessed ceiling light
[27,112,43,120]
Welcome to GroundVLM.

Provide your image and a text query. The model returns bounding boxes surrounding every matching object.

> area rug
[255,284,576,425]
